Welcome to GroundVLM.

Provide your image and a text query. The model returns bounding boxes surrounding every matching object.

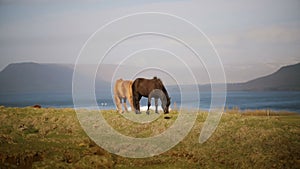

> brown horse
[114,79,134,113]
[132,77,171,114]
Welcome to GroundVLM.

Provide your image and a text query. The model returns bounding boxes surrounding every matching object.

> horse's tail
[129,81,133,97]
[128,81,135,111]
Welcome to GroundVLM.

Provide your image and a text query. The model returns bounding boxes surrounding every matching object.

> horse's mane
[153,76,162,83]
[152,77,169,99]
[153,76,162,82]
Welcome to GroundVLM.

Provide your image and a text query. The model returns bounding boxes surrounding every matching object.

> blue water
[0,91,300,113]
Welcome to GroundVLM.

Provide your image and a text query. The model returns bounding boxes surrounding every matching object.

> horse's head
[163,97,171,114]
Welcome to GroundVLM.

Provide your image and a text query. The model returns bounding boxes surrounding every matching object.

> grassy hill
[0,107,299,168]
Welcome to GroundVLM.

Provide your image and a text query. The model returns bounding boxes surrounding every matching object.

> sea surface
[0,91,300,113]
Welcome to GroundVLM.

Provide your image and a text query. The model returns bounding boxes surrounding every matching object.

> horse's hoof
[155,111,159,114]
[146,111,150,115]
[135,111,141,114]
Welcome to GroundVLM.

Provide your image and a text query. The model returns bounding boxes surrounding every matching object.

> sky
[0,0,300,84]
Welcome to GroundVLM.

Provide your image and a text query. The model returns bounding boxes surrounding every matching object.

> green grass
[0,106,299,168]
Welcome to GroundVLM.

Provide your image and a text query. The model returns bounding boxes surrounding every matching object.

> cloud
[211,24,300,47]
[0,0,300,83]
[245,26,300,44]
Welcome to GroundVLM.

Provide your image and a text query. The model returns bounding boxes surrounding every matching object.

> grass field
[0,106,299,168]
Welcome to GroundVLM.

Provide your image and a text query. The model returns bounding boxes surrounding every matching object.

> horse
[132,77,171,114]
[113,78,135,113]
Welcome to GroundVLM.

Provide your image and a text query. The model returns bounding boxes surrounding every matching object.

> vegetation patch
[0,107,299,168]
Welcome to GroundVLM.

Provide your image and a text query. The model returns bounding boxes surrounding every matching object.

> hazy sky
[0,0,299,83]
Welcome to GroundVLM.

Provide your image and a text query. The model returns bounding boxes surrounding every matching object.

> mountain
[227,63,300,91]
[0,62,299,95]
[0,62,110,94]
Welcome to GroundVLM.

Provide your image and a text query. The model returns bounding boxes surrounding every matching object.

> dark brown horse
[132,77,171,114]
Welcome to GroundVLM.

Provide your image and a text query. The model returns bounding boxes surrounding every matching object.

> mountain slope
[0,62,299,94]
[0,62,110,94]
[228,63,300,91]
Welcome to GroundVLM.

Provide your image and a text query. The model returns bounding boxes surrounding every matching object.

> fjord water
[0,91,300,113]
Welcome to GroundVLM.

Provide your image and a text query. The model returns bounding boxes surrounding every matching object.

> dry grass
[0,106,299,168]
[225,107,299,116]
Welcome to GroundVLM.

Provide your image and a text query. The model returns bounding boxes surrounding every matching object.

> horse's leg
[114,95,123,113]
[155,98,159,114]
[134,94,141,114]
[146,97,151,115]
[133,94,137,113]
[123,98,128,112]
[137,95,142,114]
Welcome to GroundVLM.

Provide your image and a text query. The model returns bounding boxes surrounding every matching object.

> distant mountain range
[0,62,299,94]
[0,62,112,94]
[227,63,300,91]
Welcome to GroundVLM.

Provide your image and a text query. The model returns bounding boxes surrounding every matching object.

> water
[0,91,300,112]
